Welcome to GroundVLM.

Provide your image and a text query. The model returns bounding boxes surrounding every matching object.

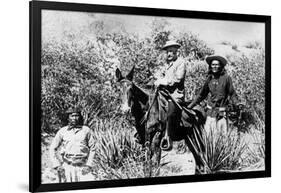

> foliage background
[41,11,265,183]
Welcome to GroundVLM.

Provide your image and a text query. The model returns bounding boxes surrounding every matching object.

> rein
[140,87,159,125]
[120,78,157,127]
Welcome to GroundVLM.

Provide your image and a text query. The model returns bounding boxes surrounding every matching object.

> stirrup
[160,136,172,151]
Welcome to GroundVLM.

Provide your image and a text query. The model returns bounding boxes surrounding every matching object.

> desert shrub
[178,32,215,59]
[244,41,263,49]
[231,44,238,51]
[41,39,120,133]
[220,41,232,46]
[227,49,265,123]
[88,118,161,179]
[92,119,141,168]
[241,128,265,171]
[189,127,247,174]
[184,60,208,100]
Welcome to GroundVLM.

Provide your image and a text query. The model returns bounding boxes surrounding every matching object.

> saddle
[180,102,206,128]
[158,93,206,129]
[159,101,206,151]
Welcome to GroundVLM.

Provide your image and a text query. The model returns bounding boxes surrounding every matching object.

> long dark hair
[61,111,84,126]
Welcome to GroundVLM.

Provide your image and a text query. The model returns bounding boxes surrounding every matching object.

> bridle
[119,79,134,112]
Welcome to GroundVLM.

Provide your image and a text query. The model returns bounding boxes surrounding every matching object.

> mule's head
[116,66,156,145]
[116,66,135,114]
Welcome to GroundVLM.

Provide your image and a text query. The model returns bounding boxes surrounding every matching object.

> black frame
[30,0,271,192]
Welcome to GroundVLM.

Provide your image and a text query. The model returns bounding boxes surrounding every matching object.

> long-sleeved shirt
[193,71,238,108]
[156,57,186,103]
[49,125,96,168]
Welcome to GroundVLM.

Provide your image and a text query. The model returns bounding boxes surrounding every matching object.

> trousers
[167,100,181,140]
[204,116,228,136]
[61,162,95,182]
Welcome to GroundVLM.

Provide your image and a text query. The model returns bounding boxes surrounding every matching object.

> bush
[244,41,263,49]
[178,32,215,59]
[231,44,238,51]
[227,50,265,123]
[220,41,232,46]
[189,127,247,174]
[91,118,148,179]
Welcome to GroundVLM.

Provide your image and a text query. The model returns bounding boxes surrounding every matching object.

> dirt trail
[159,140,196,176]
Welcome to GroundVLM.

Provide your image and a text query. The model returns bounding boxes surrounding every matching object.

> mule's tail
[185,123,206,173]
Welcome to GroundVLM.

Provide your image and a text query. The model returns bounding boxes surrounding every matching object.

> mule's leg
[144,132,152,178]
[185,126,205,174]
[151,131,162,176]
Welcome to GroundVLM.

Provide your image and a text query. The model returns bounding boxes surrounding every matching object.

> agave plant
[88,118,152,179]
[189,126,247,174]
[242,126,265,171]
[93,119,138,166]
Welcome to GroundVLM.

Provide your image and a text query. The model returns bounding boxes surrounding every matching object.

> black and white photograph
[28,1,271,192]
[3,0,281,192]
[40,9,267,184]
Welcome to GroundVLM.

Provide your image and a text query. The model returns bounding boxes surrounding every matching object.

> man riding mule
[154,40,206,175]
[154,40,186,148]
[115,40,206,176]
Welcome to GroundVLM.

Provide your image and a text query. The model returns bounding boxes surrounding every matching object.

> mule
[116,66,205,176]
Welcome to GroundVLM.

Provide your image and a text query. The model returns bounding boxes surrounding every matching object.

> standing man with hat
[188,55,239,135]
[49,107,96,182]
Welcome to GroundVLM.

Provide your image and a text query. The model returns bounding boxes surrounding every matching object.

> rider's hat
[162,40,181,50]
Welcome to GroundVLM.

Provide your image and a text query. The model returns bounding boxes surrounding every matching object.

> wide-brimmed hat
[66,107,81,114]
[162,40,181,50]
[206,55,227,66]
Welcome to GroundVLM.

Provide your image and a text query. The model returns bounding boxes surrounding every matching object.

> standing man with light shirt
[49,107,96,182]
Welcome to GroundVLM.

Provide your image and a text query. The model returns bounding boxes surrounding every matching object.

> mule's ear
[115,68,124,82]
[126,65,135,81]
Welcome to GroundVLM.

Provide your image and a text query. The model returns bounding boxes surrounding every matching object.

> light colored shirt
[157,57,187,103]
[49,125,96,168]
